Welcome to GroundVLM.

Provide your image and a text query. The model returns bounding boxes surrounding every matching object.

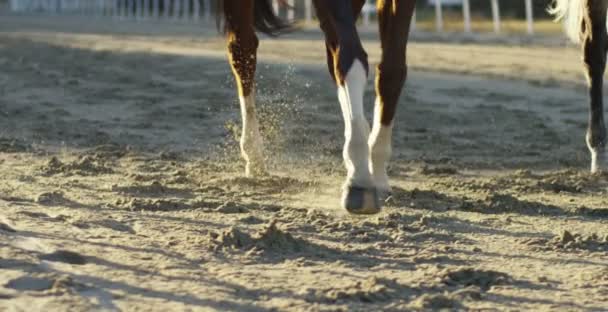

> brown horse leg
[314,0,381,214]
[322,0,366,82]
[223,0,266,176]
[583,0,608,173]
[369,0,416,197]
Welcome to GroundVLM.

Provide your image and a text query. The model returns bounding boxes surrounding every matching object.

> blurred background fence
[3,0,560,35]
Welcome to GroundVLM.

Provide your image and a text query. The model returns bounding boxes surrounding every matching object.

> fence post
[152,0,158,18]
[136,0,142,19]
[126,0,134,19]
[305,0,312,23]
[183,0,190,21]
[172,0,180,20]
[204,0,211,22]
[97,0,104,16]
[287,0,294,21]
[525,0,534,35]
[435,0,443,32]
[193,0,200,21]
[121,0,128,19]
[142,0,149,19]
[163,0,169,19]
[491,0,500,34]
[462,0,471,33]
[113,0,118,17]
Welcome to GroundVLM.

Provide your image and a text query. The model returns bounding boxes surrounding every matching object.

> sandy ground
[1,16,608,311]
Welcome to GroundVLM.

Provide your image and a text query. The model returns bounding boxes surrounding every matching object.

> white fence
[9,0,215,21]
[9,0,539,35]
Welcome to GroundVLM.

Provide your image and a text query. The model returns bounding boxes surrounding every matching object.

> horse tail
[217,0,292,36]
[548,0,587,43]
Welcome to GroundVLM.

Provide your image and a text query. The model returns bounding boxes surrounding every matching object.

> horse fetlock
[242,148,267,177]
[589,147,607,173]
[245,160,267,177]
[369,120,393,200]
[369,150,391,195]
[240,135,266,177]
[586,130,607,173]
[371,169,391,197]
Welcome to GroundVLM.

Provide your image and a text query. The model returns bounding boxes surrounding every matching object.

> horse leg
[583,0,608,173]
[369,0,415,198]
[314,0,380,214]
[321,0,366,80]
[223,0,267,177]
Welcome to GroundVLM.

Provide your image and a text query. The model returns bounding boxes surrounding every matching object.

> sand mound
[303,277,406,304]
[255,220,304,252]
[0,138,30,153]
[463,193,562,215]
[40,156,114,176]
[83,143,131,159]
[115,198,191,211]
[418,165,459,176]
[211,227,254,250]
[522,230,608,252]
[211,175,317,195]
[408,293,463,310]
[210,220,305,254]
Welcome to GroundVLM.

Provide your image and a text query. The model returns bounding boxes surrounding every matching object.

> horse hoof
[245,163,268,177]
[342,186,382,215]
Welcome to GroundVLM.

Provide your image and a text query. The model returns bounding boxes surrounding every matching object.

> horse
[551,0,608,174]
[218,0,607,215]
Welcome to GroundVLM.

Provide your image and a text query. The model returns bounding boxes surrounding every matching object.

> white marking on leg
[369,98,393,193]
[590,148,601,173]
[239,91,266,176]
[587,134,606,173]
[338,60,373,188]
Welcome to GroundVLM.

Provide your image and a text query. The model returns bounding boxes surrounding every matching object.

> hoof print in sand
[442,268,511,291]
[5,275,82,293]
[0,222,16,233]
[38,250,87,265]
[36,191,68,205]
[5,276,55,292]
[214,202,249,214]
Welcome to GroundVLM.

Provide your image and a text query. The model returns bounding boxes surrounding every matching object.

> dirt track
[1,16,608,311]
